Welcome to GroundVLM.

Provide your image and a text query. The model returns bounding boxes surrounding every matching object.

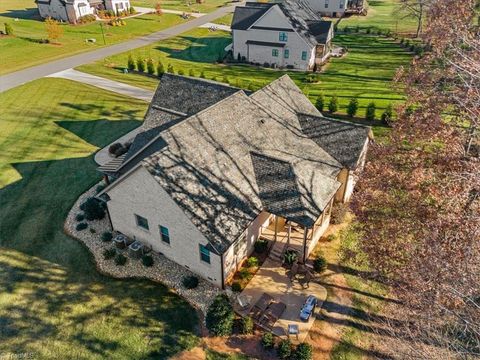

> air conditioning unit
[128,240,144,259]
[114,234,128,249]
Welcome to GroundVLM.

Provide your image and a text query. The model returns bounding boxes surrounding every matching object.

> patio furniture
[288,324,299,340]
[128,240,144,259]
[237,294,252,310]
[260,301,286,329]
[249,293,273,320]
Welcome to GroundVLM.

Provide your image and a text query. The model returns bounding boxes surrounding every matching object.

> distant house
[97,74,371,288]
[231,1,334,71]
[36,0,130,23]
[304,0,366,17]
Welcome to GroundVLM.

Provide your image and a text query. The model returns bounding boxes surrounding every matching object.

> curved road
[0,3,240,93]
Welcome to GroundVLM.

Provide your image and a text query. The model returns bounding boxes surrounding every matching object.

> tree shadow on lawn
[0,119,198,358]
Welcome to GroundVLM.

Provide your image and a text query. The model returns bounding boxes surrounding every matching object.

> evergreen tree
[328,95,338,113]
[365,102,376,121]
[347,97,359,117]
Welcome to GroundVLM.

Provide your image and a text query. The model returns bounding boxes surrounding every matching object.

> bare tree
[397,0,431,37]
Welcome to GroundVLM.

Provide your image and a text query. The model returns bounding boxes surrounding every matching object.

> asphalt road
[0,4,239,93]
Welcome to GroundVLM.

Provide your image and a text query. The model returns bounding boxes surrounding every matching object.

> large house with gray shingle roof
[231,1,334,71]
[98,74,371,288]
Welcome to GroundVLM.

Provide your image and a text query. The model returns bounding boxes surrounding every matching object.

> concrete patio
[235,258,327,342]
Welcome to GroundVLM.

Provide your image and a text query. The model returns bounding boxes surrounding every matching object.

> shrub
[89,228,96,234]
[222,75,229,84]
[178,69,185,75]
[129,6,136,14]
[313,255,327,273]
[75,213,85,222]
[78,14,96,24]
[182,275,199,289]
[136,58,145,72]
[231,282,242,292]
[81,197,106,221]
[114,253,127,266]
[76,222,88,231]
[96,183,106,194]
[315,94,325,112]
[108,142,127,157]
[167,64,174,73]
[347,97,359,117]
[283,249,298,266]
[189,69,195,77]
[277,339,292,359]
[103,248,116,260]
[305,74,319,83]
[156,61,165,76]
[241,316,254,334]
[206,294,234,336]
[142,254,154,267]
[365,102,376,121]
[45,17,63,43]
[326,233,336,242]
[331,203,349,224]
[245,256,258,268]
[294,343,313,360]
[200,71,206,78]
[381,103,394,124]
[4,23,13,36]
[239,268,251,280]
[328,95,338,113]
[254,239,268,253]
[146,58,155,75]
[261,332,274,349]
[101,231,113,242]
[127,55,135,71]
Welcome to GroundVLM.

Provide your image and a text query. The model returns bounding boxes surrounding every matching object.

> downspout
[220,252,225,290]
[302,227,308,263]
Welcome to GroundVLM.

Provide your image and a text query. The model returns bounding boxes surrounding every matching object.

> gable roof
[307,20,333,44]
[231,2,274,30]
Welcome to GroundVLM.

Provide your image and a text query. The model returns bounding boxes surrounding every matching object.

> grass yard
[0,0,186,75]
[131,0,231,13]
[0,78,200,358]
[77,27,410,125]
[339,0,418,35]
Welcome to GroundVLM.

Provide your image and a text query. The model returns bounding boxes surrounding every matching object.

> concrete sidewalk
[0,2,241,93]
[47,69,154,102]
[134,6,205,18]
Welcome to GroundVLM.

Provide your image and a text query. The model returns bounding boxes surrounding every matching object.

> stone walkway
[47,68,154,102]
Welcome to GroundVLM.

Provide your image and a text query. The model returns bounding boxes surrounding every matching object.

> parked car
[299,295,317,321]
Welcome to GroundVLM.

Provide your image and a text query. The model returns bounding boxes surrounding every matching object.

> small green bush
[4,23,14,36]
[261,332,274,349]
[222,75,229,84]
[206,294,234,336]
[76,222,88,231]
[142,254,154,267]
[182,275,199,289]
[189,69,195,77]
[245,256,258,268]
[89,228,96,234]
[277,339,292,359]
[136,58,145,72]
[241,316,254,334]
[313,255,327,273]
[381,103,394,124]
[114,253,127,266]
[146,58,155,75]
[293,343,313,360]
[81,197,105,221]
[178,69,185,75]
[75,213,85,222]
[283,249,298,266]
[328,95,338,113]
[167,64,174,73]
[347,97,359,117]
[103,248,116,260]
[239,268,251,280]
[231,282,242,292]
[129,6,136,14]
[200,70,206,78]
[331,203,349,224]
[254,239,268,253]
[315,94,325,112]
[157,61,165,76]
[365,102,376,121]
[101,231,113,242]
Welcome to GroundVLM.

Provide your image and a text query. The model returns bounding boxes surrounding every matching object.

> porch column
[302,227,308,263]
[274,216,278,242]
[287,224,291,247]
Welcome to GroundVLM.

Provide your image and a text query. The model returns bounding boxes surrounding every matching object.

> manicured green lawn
[339,0,418,35]
[0,78,199,358]
[0,0,186,74]
[131,0,231,13]
[77,28,410,119]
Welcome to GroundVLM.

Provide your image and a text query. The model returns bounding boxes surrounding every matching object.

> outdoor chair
[237,294,252,310]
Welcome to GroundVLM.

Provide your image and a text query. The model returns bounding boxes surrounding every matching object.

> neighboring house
[36,0,130,23]
[97,74,371,288]
[231,1,334,71]
[304,0,365,17]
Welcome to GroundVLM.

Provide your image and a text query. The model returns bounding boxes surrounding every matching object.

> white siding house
[231,1,334,71]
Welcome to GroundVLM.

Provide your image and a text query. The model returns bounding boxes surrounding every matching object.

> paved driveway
[0,3,241,93]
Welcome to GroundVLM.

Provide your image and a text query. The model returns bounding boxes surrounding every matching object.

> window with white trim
[159,225,170,244]
[199,244,211,264]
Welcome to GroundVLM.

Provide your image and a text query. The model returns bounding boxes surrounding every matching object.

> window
[135,214,149,230]
[301,51,308,60]
[159,225,170,244]
[199,244,210,264]
[325,0,329,8]
[284,49,289,58]
[279,32,288,42]
[340,0,345,9]
[272,49,279,57]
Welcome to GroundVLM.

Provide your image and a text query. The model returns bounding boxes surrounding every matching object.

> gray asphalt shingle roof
[231,2,274,30]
